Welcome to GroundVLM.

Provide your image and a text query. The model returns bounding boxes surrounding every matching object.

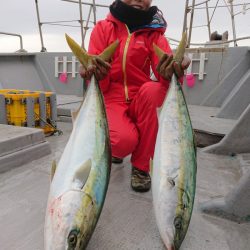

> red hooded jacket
[88,13,172,103]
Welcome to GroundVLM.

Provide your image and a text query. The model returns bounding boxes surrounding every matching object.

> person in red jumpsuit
[80,0,190,192]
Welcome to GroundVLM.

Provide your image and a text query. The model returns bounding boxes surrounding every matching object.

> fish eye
[174,216,183,230]
[68,229,79,248]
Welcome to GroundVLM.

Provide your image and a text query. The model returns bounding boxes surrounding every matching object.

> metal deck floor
[0,121,249,250]
[188,105,236,135]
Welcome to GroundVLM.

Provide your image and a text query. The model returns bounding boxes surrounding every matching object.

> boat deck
[0,121,249,250]
[188,105,236,136]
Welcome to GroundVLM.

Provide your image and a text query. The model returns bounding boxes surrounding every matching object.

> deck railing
[0,32,27,52]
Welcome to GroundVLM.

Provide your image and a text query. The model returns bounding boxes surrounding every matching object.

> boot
[112,157,123,164]
[131,166,151,192]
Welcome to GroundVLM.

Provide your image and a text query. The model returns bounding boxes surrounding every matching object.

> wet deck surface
[0,121,249,250]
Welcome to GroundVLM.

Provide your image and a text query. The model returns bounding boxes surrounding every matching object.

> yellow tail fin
[153,32,187,64]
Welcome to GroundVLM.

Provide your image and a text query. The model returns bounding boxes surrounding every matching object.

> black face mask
[110,0,158,29]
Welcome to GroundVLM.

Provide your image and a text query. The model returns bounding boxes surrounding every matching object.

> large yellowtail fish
[44,35,118,249]
[152,33,197,250]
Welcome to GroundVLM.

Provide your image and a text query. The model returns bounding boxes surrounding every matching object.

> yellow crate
[3,90,39,127]
[0,89,56,134]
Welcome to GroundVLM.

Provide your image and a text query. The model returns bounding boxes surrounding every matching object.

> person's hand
[156,54,191,80]
[79,56,111,81]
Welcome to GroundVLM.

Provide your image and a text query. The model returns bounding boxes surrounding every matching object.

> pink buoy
[186,73,195,88]
[59,72,68,83]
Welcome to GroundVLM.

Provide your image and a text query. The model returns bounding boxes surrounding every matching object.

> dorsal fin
[51,160,57,182]
[72,159,92,190]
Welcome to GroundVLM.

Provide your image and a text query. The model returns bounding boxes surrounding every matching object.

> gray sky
[0,0,249,52]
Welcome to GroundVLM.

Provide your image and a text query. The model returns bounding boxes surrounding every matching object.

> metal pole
[188,0,196,47]
[81,5,93,93]
[0,32,26,52]
[62,0,109,8]
[229,0,237,46]
[82,6,93,44]
[92,0,97,25]
[35,0,46,52]
[78,0,85,46]
[205,1,211,39]
[182,0,189,34]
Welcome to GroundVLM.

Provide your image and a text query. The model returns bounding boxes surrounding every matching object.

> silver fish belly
[152,75,197,250]
[44,76,111,250]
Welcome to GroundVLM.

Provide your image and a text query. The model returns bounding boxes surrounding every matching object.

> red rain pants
[105,81,168,172]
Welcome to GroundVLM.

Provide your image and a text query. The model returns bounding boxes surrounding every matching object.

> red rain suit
[88,14,172,172]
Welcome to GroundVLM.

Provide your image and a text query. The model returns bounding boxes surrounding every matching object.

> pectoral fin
[51,160,57,182]
[73,159,92,190]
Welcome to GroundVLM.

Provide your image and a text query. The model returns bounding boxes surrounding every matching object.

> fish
[44,35,118,249]
[152,33,197,250]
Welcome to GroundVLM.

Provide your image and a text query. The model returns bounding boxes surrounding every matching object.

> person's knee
[138,82,166,107]
[111,129,138,157]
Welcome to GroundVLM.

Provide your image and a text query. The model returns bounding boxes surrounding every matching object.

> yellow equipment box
[0,89,57,135]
